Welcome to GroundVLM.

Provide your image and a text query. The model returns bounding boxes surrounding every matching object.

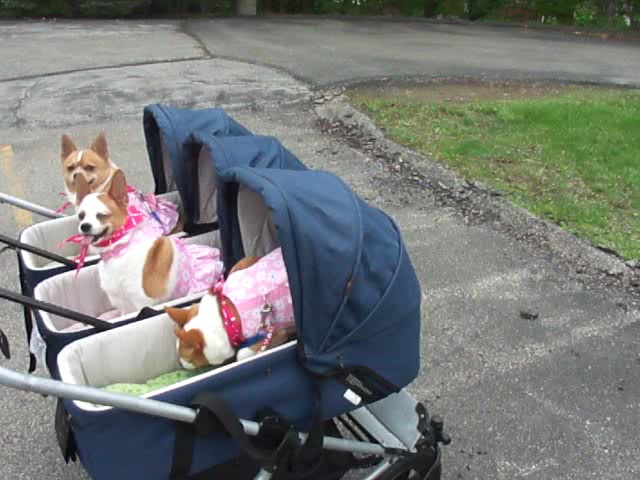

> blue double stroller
[0,105,449,480]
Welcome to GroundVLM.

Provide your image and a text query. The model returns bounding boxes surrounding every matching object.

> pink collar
[211,280,245,348]
[210,279,274,352]
[58,206,147,274]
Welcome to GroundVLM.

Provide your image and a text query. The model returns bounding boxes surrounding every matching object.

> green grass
[350,89,640,259]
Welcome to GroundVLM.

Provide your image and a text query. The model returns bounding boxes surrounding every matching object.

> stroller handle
[0,232,76,268]
[0,287,114,331]
[0,192,65,219]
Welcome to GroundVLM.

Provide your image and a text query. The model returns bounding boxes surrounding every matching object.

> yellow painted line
[0,144,33,227]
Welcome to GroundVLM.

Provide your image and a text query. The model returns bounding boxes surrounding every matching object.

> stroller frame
[0,192,64,220]
[0,198,448,480]
[0,364,448,480]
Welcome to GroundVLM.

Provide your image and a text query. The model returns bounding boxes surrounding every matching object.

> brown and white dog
[165,248,296,369]
[72,169,223,316]
[61,133,117,208]
[60,132,181,236]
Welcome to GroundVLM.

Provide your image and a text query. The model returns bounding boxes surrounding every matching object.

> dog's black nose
[80,223,91,233]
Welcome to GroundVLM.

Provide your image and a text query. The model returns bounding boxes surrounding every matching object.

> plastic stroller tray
[32,228,219,378]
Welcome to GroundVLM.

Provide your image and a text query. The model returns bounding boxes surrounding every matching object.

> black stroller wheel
[377,447,440,480]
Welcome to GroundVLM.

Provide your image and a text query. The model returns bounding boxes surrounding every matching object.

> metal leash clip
[260,301,273,327]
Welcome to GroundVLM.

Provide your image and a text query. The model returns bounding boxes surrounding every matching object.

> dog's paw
[236,347,257,362]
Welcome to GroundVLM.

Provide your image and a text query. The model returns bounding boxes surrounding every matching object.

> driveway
[186,17,640,87]
[0,18,638,480]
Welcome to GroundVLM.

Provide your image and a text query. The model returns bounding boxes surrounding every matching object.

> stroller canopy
[143,104,252,197]
[180,132,307,226]
[218,166,422,397]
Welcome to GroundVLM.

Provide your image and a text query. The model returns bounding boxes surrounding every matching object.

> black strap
[170,393,275,480]
[287,380,325,478]
[136,299,198,322]
[191,393,271,461]
[183,221,219,237]
[54,399,77,463]
[324,365,399,404]
[188,456,261,480]
[23,308,36,372]
[425,447,442,480]
[0,327,10,359]
[170,421,196,480]
[16,256,37,371]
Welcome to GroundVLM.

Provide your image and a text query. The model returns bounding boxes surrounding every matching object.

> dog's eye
[84,165,95,172]
[96,213,110,221]
[78,211,85,221]
[66,166,74,172]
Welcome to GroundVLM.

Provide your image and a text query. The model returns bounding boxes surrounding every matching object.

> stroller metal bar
[0,192,64,219]
[361,459,392,480]
[0,232,76,268]
[0,365,198,422]
[0,367,389,457]
[0,287,114,331]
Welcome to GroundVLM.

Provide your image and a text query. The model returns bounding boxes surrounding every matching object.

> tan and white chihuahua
[60,133,117,208]
[73,169,223,315]
[165,248,296,369]
[60,132,181,236]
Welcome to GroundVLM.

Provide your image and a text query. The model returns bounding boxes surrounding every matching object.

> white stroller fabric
[237,185,279,257]
[161,141,177,192]
[20,215,96,270]
[197,146,218,224]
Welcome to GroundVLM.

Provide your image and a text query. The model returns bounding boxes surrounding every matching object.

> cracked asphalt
[0,18,638,480]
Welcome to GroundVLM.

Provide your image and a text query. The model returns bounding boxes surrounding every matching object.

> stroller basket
[57,313,317,478]
[52,313,445,480]
[18,190,182,292]
[31,229,219,378]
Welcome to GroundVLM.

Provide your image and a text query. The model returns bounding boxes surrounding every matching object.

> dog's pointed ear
[61,134,77,162]
[165,306,192,328]
[75,174,90,206]
[108,169,128,208]
[90,132,109,160]
[175,329,204,353]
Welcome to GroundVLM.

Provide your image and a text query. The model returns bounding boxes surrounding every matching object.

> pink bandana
[58,206,147,275]
[55,192,73,214]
